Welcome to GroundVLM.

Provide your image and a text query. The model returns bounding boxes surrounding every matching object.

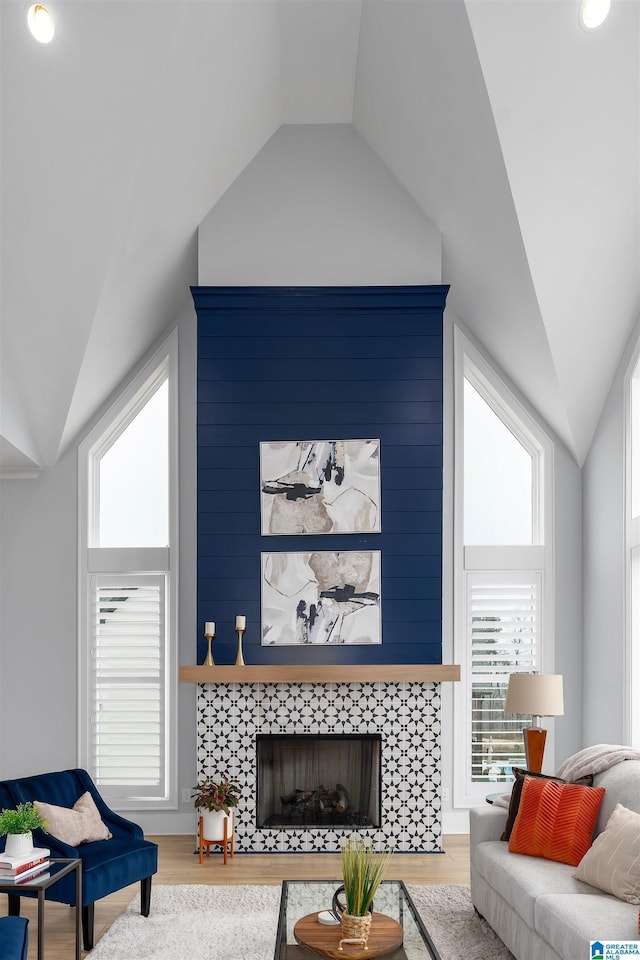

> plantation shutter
[467,571,540,783]
[91,575,165,798]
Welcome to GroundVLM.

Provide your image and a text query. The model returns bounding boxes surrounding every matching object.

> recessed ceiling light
[579,0,611,31]
[27,3,55,44]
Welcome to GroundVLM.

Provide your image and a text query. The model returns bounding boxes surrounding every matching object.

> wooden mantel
[179,664,460,684]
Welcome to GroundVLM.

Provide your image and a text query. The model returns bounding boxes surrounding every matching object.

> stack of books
[0,847,50,884]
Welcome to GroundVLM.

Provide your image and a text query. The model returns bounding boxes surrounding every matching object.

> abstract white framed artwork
[260,439,381,536]
[261,550,381,646]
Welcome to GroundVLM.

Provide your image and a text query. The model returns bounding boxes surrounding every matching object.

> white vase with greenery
[0,802,47,857]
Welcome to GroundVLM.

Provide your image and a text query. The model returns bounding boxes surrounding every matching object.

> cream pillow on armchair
[34,791,112,846]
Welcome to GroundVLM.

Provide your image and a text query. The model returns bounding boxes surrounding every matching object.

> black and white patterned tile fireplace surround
[196,680,442,853]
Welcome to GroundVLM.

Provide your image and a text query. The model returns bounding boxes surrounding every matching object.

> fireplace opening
[256,734,381,829]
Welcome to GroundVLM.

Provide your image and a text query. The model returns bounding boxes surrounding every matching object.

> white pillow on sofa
[574,802,640,904]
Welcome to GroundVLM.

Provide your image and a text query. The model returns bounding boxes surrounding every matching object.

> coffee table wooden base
[293,912,403,960]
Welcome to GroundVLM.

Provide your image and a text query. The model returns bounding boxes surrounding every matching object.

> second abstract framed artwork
[261,551,382,646]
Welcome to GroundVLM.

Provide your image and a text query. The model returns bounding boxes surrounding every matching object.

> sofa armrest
[469,805,508,856]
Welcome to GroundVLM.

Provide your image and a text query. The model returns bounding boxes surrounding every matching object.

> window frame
[78,329,179,811]
[624,339,640,747]
[453,326,555,807]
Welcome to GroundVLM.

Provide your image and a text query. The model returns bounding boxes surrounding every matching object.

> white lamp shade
[505,673,564,717]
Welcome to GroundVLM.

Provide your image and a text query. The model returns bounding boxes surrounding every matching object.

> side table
[1,858,82,960]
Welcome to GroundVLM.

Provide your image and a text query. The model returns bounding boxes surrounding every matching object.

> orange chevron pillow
[508,775,605,866]
[500,767,594,841]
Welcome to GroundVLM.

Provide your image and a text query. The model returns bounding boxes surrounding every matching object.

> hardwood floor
[11,834,470,959]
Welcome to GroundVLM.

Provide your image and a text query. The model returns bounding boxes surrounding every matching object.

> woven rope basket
[341,911,372,943]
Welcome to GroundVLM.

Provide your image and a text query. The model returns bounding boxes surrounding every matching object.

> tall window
[453,329,553,806]
[78,332,178,810]
[625,349,640,747]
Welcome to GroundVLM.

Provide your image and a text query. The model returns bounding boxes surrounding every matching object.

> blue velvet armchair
[0,768,157,950]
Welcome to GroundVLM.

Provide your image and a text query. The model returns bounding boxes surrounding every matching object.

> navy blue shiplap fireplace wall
[192,285,449,667]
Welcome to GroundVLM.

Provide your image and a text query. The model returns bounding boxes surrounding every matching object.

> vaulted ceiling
[1,0,638,474]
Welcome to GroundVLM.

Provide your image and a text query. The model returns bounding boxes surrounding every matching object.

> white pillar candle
[235,615,246,630]
[204,621,215,636]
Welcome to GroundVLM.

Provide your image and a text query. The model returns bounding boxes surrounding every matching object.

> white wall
[0,447,78,774]
[583,318,640,745]
[198,124,441,286]
[0,302,199,835]
[553,440,584,763]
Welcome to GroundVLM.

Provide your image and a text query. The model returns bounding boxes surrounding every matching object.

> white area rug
[88,883,514,960]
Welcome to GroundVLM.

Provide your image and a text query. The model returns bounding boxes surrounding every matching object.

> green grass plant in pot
[0,802,48,858]
[333,833,394,947]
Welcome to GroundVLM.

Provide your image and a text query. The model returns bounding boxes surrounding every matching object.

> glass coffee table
[273,880,441,959]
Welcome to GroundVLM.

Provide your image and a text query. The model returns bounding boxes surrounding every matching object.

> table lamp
[504,673,564,773]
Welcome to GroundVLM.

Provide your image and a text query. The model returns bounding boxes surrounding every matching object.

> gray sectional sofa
[470,759,640,960]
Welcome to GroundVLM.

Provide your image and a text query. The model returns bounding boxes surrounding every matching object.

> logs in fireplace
[256,734,381,829]
[278,782,373,826]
